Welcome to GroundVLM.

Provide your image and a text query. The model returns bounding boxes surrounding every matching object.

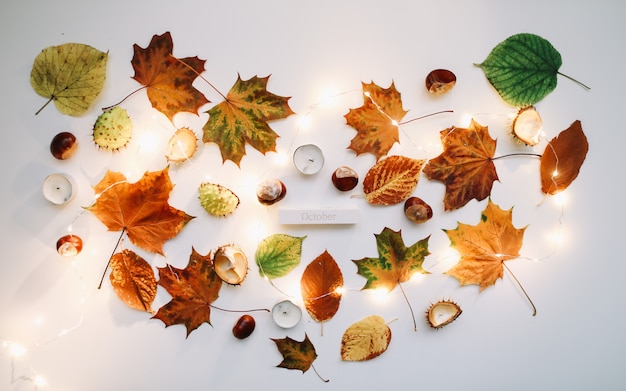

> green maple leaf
[353,227,430,292]
[271,334,320,376]
[202,75,295,166]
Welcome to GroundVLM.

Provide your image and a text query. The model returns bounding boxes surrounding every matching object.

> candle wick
[308,158,314,162]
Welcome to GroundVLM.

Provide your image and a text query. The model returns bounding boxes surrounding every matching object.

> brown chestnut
[233,314,255,339]
[256,179,286,205]
[332,166,358,191]
[56,234,83,257]
[425,69,456,95]
[50,132,78,160]
[404,197,433,224]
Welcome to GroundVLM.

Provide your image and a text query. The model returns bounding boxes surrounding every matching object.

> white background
[1,1,624,390]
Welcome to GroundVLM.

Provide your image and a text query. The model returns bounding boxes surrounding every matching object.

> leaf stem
[102,86,147,111]
[503,263,537,316]
[491,152,542,161]
[311,363,330,383]
[209,304,270,313]
[398,282,417,332]
[169,54,227,101]
[398,110,453,126]
[97,227,126,289]
[557,71,591,90]
[35,96,55,115]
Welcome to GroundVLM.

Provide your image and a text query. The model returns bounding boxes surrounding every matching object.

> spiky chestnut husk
[165,127,198,163]
[425,299,462,329]
[198,183,239,217]
[93,106,132,151]
[510,106,542,146]
[214,244,248,285]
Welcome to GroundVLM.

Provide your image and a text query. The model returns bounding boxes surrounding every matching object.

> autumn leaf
[271,334,327,381]
[202,75,294,166]
[86,167,194,255]
[301,250,343,324]
[345,81,407,160]
[341,315,391,361]
[423,119,498,211]
[153,248,222,337]
[476,33,570,107]
[109,249,156,313]
[363,155,425,205]
[445,198,526,292]
[30,42,107,116]
[131,32,209,121]
[353,227,430,292]
[255,234,306,279]
[540,120,588,195]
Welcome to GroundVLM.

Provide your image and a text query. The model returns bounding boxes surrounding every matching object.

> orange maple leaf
[444,199,526,291]
[345,81,407,160]
[86,167,194,255]
[153,248,222,337]
[423,119,499,211]
[131,31,209,121]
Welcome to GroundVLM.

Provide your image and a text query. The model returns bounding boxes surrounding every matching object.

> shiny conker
[404,197,433,224]
[425,69,456,95]
[233,314,256,339]
[50,132,78,160]
[331,166,358,191]
[56,234,83,257]
[256,179,286,205]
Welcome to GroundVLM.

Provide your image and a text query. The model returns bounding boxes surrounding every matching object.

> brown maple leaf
[540,120,588,195]
[153,248,222,337]
[202,74,294,166]
[345,81,408,160]
[445,199,526,291]
[86,167,194,255]
[131,31,209,121]
[300,250,343,324]
[423,119,498,211]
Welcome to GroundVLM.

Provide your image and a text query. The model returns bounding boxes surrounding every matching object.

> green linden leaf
[31,43,108,116]
[93,106,133,150]
[255,234,306,279]
[202,74,295,167]
[475,33,563,107]
[353,227,430,292]
[198,183,239,217]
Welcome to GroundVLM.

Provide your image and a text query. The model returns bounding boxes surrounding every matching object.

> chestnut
[332,166,358,191]
[425,69,456,95]
[256,179,286,205]
[50,132,78,160]
[56,234,83,257]
[404,197,433,224]
[233,314,256,339]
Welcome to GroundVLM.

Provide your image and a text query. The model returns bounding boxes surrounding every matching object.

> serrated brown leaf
[153,248,222,337]
[540,120,588,195]
[86,167,194,255]
[345,81,408,160]
[363,155,425,205]
[109,249,157,313]
[445,199,526,291]
[300,250,343,323]
[202,74,294,166]
[131,31,209,121]
[271,334,318,374]
[423,119,498,211]
[341,315,391,361]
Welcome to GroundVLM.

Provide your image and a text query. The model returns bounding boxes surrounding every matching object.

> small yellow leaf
[341,315,391,361]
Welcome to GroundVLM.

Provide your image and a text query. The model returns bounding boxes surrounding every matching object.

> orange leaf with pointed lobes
[540,120,588,195]
[301,250,343,324]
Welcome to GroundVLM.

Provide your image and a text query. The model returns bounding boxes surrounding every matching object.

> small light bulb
[391,119,399,126]
[334,286,344,295]
[9,342,26,358]
[297,114,312,131]
[552,169,559,178]
[370,288,390,303]
[34,375,47,387]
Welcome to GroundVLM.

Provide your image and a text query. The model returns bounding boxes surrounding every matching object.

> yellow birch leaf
[341,315,391,361]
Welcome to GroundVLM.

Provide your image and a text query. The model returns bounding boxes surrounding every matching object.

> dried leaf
[86,167,194,255]
[476,33,562,106]
[153,248,222,337]
[203,75,294,166]
[363,155,425,205]
[255,234,306,279]
[131,32,209,121]
[271,334,318,373]
[540,120,588,195]
[341,315,391,361]
[445,199,526,291]
[109,249,156,313]
[353,227,430,293]
[301,250,343,323]
[30,42,107,116]
[423,119,498,211]
[345,81,407,160]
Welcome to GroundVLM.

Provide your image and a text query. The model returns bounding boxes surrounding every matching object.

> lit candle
[293,144,324,175]
[271,299,302,328]
[42,173,75,205]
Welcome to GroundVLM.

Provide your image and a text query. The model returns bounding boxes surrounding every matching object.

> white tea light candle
[293,144,324,175]
[42,173,76,205]
[271,299,302,328]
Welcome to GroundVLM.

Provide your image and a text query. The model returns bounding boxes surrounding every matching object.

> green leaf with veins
[255,234,306,279]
